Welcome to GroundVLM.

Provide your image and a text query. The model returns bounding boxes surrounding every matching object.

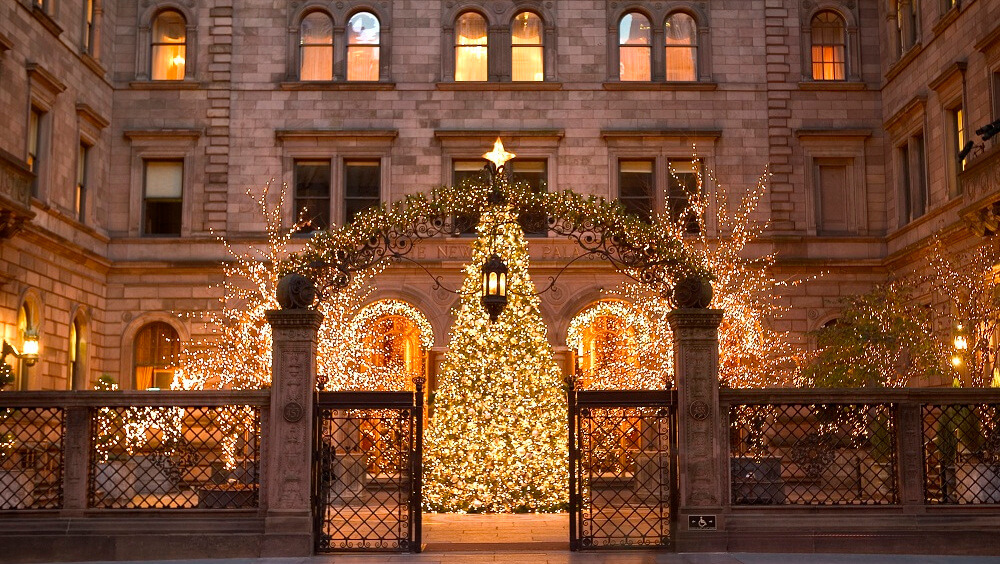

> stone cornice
[275,129,398,141]
[123,128,203,140]
[883,94,926,133]
[795,128,873,139]
[26,62,67,94]
[265,309,324,331]
[76,103,110,130]
[601,129,722,140]
[927,60,967,93]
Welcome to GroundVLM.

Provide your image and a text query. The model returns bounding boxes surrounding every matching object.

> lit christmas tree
[423,206,568,513]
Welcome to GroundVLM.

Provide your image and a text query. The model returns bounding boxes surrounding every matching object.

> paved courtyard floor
[46,513,1000,564]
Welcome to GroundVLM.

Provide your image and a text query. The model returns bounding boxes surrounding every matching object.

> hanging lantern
[480,253,508,322]
[20,331,39,367]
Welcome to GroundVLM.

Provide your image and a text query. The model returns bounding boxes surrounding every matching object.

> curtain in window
[455,12,488,81]
[665,13,697,81]
[811,11,845,80]
[151,11,186,80]
[347,12,380,81]
[619,13,651,81]
[511,12,543,81]
[134,322,179,390]
[300,12,334,81]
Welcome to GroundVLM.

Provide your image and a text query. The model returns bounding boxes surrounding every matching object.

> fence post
[895,401,926,509]
[666,276,725,551]
[262,274,324,557]
[61,405,90,512]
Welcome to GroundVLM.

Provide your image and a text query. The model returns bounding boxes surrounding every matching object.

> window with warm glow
[344,159,380,222]
[667,159,701,233]
[27,109,42,197]
[455,12,488,81]
[133,322,179,390]
[76,142,89,221]
[70,317,86,390]
[84,0,96,54]
[511,12,543,81]
[665,13,697,81]
[151,10,186,80]
[300,11,334,81]
[363,315,424,390]
[811,11,845,80]
[347,12,380,81]
[619,12,651,81]
[143,160,183,236]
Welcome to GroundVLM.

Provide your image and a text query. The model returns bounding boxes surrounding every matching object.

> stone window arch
[286,3,391,84]
[69,307,90,390]
[131,320,181,390]
[607,3,712,84]
[800,5,861,82]
[618,11,653,81]
[511,11,544,81]
[136,3,197,81]
[454,11,489,81]
[346,10,381,81]
[664,11,698,81]
[299,10,335,81]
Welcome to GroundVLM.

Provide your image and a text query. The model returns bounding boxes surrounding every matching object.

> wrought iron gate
[569,387,676,550]
[313,390,423,552]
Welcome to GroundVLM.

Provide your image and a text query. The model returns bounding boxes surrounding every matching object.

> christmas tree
[423,206,568,513]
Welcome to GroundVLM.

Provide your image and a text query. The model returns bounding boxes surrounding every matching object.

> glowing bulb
[21,336,38,356]
[171,55,185,66]
[951,355,962,367]
[954,335,967,350]
[483,138,515,169]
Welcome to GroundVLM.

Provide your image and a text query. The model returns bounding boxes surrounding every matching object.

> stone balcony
[959,141,1000,236]
[0,148,35,240]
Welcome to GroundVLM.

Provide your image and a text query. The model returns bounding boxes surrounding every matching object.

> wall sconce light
[3,334,39,367]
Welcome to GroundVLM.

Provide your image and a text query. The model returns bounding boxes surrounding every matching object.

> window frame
[607,4,710,84]
[809,10,847,81]
[510,10,544,82]
[131,321,181,390]
[664,11,698,82]
[797,130,870,237]
[286,3,392,84]
[69,307,90,391]
[298,10,335,81]
[141,159,185,237]
[800,5,861,83]
[150,9,188,81]
[345,10,382,82]
[136,3,196,82]
[81,0,101,59]
[124,129,200,238]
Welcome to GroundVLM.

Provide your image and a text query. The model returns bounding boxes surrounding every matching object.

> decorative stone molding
[0,148,36,240]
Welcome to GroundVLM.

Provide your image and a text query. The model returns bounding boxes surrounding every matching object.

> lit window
[347,12,380,81]
[453,159,486,234]
[300,12,334,81]
[619,12,651,81]
[811,11,845,80]
[511,12,543,82]
[133,322,179,390]
[84,0,96,53]
[27,109,42,197]
[618,160,654,222]
[143,160,183,236]
[151,10,186,80]
[455,12,488,82]
[954,107,966,172]
[294,160,331,230]
[76,143,89,221]
[667,159,700,233]
[665,13,697,81]
[344,160,380,222]
[70,317,85,390]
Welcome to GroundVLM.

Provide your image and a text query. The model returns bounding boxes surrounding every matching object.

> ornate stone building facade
[0,0,996,390]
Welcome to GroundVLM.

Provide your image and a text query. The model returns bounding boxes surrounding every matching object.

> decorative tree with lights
[423,206,568,513]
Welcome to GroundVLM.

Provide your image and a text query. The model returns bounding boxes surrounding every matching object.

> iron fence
[314,390,422,553]
[569,388,675,550]
[922,403,1000,504]
[727,402,898,505]
[88,404,261,509]
[0,407,62,509]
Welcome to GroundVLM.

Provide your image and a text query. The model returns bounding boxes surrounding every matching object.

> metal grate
[571,393,673,550]
[88,405,260,509]
[729,403,897,505]
[923,403,1000,504]
[0,407,62,509]
[315,405,417,551]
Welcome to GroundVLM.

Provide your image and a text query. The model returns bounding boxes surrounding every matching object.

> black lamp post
[481,253,508,322]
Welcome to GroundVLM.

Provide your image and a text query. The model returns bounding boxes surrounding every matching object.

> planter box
[0,471,33,509]
[731,457,785,505]
[956,462,1000,504]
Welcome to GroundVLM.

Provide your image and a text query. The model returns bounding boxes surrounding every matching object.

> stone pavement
[45,514,1000,564]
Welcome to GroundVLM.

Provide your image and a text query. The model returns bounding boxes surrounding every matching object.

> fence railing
[0,391,269,512]
[722,388,1000,508]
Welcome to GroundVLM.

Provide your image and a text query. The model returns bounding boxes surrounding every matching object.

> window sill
[129,80,203,90]
[30,6,63,38]
[797,81,868,91]
[79,52,106,78]
[884,42,923,83]
[435,82,563,91]
[280,81,396,91]
[932,5,961,37]
[602,81,718,91]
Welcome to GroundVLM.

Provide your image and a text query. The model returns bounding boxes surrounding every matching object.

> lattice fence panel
[729,403,897,505]
[0,407,62,509]
[88,405,260,509]
[576,406,671,548]
[316,407,415,552]
[923,403,1000,504]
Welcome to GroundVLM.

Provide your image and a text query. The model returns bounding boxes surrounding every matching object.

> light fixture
[2,335,38,367]
[481,253,508,322]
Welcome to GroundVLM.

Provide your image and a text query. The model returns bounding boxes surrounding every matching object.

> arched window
[133,322,179,390]
[69,316,87,390]
[347,11,380,81]
[511,11,543,82]
[811,11,845,80]
[151,10,186,80]
[300,11,334,81]
[16,302,36,391]
[455,12,488,82]
[665,12,697,81]
[619,12,651,81]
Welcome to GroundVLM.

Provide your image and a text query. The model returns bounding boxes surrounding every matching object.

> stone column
[666,277,725,551]
[262,274,322,556]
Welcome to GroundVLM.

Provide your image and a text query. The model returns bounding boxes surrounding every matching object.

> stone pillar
[666,277,725,551]
[262,275,322,556]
